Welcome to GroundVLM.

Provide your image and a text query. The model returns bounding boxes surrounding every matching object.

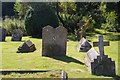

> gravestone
[17,40,36,53]
[0,28,6,41]
[78,37,92,52]
[42,25,67,57]
[61,70,68,80]
[84,35,116,76]
[84,48,99,68]
[11,29,23,41]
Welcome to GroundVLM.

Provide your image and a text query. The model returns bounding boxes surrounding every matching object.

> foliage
[2,18,26,36]
[14,2,30,18]
[100,2,118,32]
[24,3,59,37]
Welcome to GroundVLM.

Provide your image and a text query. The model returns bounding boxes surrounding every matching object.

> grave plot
[11,29,23,41]
[78,37,92,52]
[0,28,6,42]
[42,25,67,57]
[1,70,67,79]
[84,35,116,76]
[17,40,36,53]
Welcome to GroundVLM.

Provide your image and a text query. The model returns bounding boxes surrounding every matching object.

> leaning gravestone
[17,40,36,53]
[0,28,6,41]
[78,37,92,52]
[84,35,116,76]
[42,25,67,57]
[84,48,99,68]
[11,29,23,41]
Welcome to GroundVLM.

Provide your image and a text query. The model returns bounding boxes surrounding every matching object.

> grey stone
[91,55,116,76]
[11,29,23,41]
[61,70,68,80]
[78,37,92,52]
[84,35,116,76]
[84,48,99,67]
[17,40,36,53]
[0,28,6,41]
[93,35,109,60]
[42,25,67,57]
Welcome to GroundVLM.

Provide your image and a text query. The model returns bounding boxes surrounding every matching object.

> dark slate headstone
[91,55,116,76]
[11,29,23,41]
[84,35,116,76]
[78,37,92,52]
[42,25,67,57]
[0,28,6,41]
[17,40,36,53]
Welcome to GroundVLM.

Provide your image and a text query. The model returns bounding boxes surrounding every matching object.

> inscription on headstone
[17,40,36,53]
[0,28,6,41]
[11,29,23,41]
[78,37,92,52]
[42,25,67,57]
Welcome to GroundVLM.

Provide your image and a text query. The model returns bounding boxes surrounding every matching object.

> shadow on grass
[87,32,120,41]
[112,75,120,80]
[67,33,77,41]
[50,56,84,65]
[104,33,120,41]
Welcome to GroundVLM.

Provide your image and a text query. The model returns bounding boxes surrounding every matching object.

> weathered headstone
[84,48,99,68]
[42,25,67,57]
[0,28,6,41]
[84,35,116,76]
[17,40,36,53]
[61,70,68,80]
[11,29,23,41]
[78,37,92,52]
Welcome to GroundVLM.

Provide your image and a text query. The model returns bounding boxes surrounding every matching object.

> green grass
[0,31,120,78]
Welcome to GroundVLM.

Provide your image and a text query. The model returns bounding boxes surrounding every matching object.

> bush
[2,17,27,36]
[24,3,59,38]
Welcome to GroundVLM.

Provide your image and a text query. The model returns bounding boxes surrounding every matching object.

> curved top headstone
[0,28,6,41]
[42,25,67,57]
[11,29,23,41]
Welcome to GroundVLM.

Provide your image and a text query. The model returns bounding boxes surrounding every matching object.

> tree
[14,1,29,18]
[24,3,59,37]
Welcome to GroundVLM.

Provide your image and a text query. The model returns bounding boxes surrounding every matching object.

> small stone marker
[84,35,116,76]
[0,28,6,41]
[78,37,92,52]
[11,29,23,41]
[17,40,36,53]
[61,70,68,80]
[42,25,67,57]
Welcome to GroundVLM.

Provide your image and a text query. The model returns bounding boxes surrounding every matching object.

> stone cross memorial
[78,37,92,52]
[42,25,67,57]
[11,29,23,41]
[17,40,36,53]
[85,35,116,76]
[93,35,109,60]
[0,28,6,42]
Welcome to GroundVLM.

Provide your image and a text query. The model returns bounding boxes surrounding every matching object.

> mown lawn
[0,31,120,79]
